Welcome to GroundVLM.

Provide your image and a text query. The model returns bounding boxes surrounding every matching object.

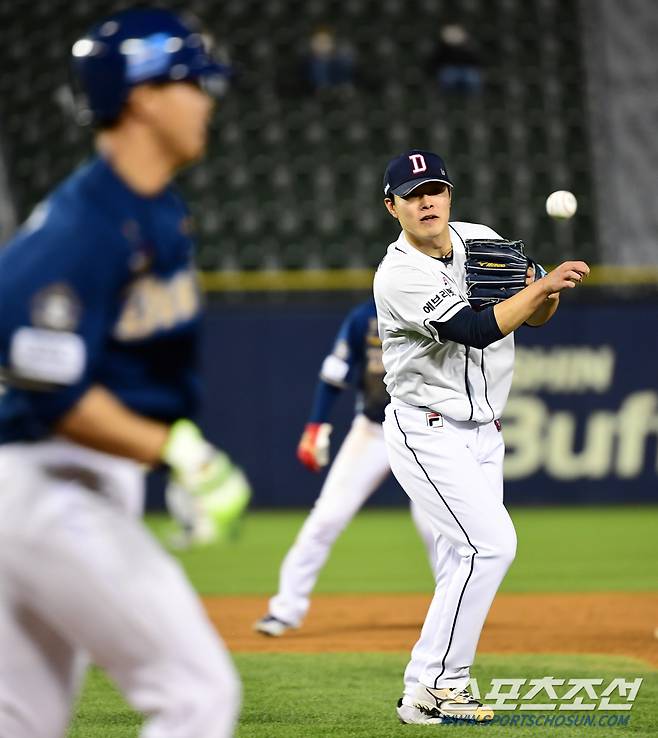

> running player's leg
[0,454,88,738]
[385,404,516,692]
[4,470,240,738]
[0,575,88,738]
[268,415,390,626]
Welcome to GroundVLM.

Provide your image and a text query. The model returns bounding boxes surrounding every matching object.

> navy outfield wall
[185,296,658,508]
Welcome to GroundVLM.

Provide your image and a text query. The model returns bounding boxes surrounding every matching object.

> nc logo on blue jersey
[113,268,200,341]
[121,33,179,83]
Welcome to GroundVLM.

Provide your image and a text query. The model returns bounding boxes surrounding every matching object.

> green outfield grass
[69,654,657,737]
[66,506,658,737]
[149,506,658,594]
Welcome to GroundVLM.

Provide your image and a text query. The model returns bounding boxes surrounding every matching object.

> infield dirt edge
[203,591,658,667]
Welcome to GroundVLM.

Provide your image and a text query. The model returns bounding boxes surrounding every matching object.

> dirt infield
[203,592,658,667]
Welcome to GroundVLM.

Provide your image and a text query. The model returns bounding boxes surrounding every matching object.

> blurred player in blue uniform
[254,300,434,636]
[0,8,248,738]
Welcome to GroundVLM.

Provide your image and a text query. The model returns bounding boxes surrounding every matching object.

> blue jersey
[0,156,202,443]
[311,300,388,424]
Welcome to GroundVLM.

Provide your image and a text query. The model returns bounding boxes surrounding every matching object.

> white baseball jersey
[373,221,515,423]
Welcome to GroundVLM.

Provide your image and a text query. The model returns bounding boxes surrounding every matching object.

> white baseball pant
[268,414,435,627]
[0,439,240,738]
[383,399,516,695]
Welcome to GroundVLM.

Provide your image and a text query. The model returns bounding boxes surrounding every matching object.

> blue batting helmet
[71,7,231,125]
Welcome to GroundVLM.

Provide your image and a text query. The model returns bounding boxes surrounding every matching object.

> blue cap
[72,8,231,125]
[383,149,453,198]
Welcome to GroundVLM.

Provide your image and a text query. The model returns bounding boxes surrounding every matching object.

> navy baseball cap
[383,149,453,198]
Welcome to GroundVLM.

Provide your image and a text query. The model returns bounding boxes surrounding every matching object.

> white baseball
[546,190,577,219]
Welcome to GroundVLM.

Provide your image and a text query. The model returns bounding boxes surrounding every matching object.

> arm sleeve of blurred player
[0,207,130,435]
[298,306,368,471]
[308,305,366,423]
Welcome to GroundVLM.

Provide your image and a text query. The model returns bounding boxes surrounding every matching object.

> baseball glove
[464,239,530,310]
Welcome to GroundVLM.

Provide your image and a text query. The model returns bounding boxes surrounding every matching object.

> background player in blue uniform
[0,9,249,738]
[254,300,434,636]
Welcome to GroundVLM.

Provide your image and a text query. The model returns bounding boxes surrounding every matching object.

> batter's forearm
[54,385,169,464]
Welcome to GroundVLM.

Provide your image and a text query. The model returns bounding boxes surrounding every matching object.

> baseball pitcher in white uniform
[373,149,589,725]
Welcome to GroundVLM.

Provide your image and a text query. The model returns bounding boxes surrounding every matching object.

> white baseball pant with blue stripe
[383,398,516,697]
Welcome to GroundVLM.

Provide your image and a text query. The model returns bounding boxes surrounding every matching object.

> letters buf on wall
[503,303,658,503]
[197,300,657,507]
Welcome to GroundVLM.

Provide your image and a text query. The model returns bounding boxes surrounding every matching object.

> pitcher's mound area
[203,592,658,667]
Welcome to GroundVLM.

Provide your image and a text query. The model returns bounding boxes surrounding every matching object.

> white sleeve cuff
[319,354,350,386]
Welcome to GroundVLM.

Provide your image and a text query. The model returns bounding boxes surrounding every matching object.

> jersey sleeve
[473,224,502,239]
[450,222,503,240]
[307,380,342,423]
[0,203,130,430]
[318,306,365,388]
[378,264,469,343]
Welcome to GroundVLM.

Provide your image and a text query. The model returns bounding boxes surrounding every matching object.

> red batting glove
[297,423,332,472]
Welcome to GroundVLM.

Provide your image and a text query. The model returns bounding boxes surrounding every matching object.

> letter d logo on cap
[409,154,427,174]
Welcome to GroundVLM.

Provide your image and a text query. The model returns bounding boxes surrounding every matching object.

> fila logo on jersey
[409,154,427,174]
[426,411,443,428]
